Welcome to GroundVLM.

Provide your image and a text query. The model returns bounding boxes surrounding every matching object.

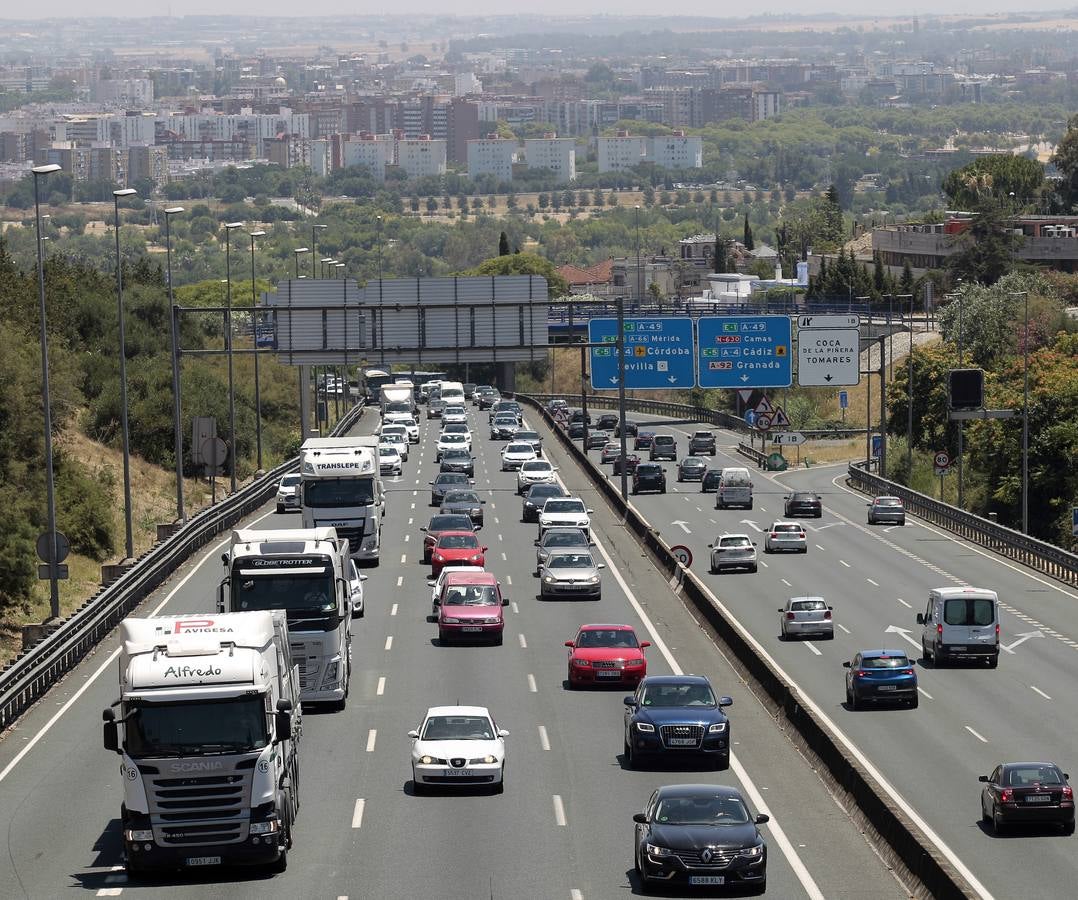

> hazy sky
[4,2,1077,19]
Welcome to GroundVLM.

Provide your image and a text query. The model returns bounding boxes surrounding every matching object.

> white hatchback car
[348,559,368,618]
[409,705,509,793]
[707,533,758,573]
[379,427,410,461]
[501,441,538,471]
[442,406,468,425]
[436,431,472,460]
[764,521,808,553]
[516,459,557,493]
[779,596,834,640]
[378,444,403,476]
[383,413,419,443]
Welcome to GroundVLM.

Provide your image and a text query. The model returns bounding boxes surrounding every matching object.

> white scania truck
[299,436,384,564]
[220,527,353,708]
[103,611,301,876]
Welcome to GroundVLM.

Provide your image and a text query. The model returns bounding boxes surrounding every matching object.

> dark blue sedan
[624,675,733,770]
[844,649,918,709]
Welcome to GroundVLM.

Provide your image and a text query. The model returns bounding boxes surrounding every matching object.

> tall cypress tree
[498,231,510,256]
[743,212,754,251]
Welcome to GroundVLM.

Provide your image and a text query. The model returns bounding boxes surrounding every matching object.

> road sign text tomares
[588,317,695,390]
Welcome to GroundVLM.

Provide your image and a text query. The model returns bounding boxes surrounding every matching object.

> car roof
[1000,761,1064,770]
[425,705,491,718]
[858,649,909,659]
[681,456,706,462]
[873,496,901,502]
[640,674,711,686]
[579,623,635,632]
[655,783,744,800]
[789,595,826,603]
[542,526,587,537]
[443,571,498,585]
[437,530,479,539]
[718,532,752,540]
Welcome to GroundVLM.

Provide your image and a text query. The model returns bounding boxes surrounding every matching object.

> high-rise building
[597,132,646,173]
[523,135,576,182]
[394,135,447,178]
[647,132,703,170]
[467,136,516,182]
[126,144,169,187]
[341,133,394,181]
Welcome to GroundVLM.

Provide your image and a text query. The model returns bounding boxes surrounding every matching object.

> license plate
[689,876,724,885]
[1026,794,1052,803]
[446,769,474,777]
[950,646,967,652]
[596,671,621,678]
[185,856,222,867]
[668,738,698,746]
[877,685,897,691]
[461,626,483,633]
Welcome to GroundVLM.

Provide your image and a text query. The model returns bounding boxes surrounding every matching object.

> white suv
[516,459,557,493]
[383,413,419,443]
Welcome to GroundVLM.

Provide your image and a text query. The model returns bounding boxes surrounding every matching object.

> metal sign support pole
[616,297,628,501]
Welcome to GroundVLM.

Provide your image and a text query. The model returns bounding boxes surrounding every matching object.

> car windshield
[638,465,662,475]
[577,629,639,649]
[1005,766,1066,786]
[682,458,705,466]
[876,498,902,507]
[442,424,468,434]
[549,553,595,569]
[379,447,399,458]
[522,461,551,473]
[703,472,721,484]
[443,491,480,504]
[441,434,467,444]
[516,431,540,440]
[445,406,465,415]
[442,585,499,606]
[442,450,470,461]
[654,436,674,445]
[421,715,494,741]
[494,417,517,426]
[437,534,480,550]
[280,475,300,487]
[528,486,563,501]
[860,655,910,669]
[654,795,750,826]
[722,471,751,486]
[544,532,587,548]
[125,695,269,757]
[545,500,585,514]
[719,537,751,548]
[506,443,534,454]
[382,427,406,436]
[435,475,469,487]
[428,515,473,532]
[233,571,336,613]
[693,432,710,439]
[640,683,716,707]
[791,493,815,501]
[944,598,995,626]
[792,600,827,611]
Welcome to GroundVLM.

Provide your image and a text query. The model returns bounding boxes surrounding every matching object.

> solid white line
[866,578,879,587]
[506,575,513,586]
[839,559,851,568]
[390,603,398,617]
[366,729,377,752]
[965,725,989,744]
[376,676,386,696]
[518,633,528,649]
[804,641,822,656]
[897,598,912,608]
[396,576,403,588]
[781,578,791,587]
[553,794,567,826]
[351,798,365,828]
[0,506,280,786]
[837,623,851,634]
[511,602,519,615]
[918,687,934,700]
[527,673,538,693]
[1031,685,1052,700]
[384,636,393,651]
[538,724,551,751]
[96,890,123,897]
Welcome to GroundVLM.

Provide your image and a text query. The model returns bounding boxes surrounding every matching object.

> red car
[437,572,508,645]
[611,453,641,475]
[565,624,650,688]
[420,513,475,564]
[430,531,487,576]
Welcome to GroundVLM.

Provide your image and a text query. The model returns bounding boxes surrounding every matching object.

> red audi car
[565,624,650,688]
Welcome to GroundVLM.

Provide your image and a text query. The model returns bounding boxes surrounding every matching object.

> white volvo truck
[103,611,301,876]
[299,436,384,564]
[220,527,353,708]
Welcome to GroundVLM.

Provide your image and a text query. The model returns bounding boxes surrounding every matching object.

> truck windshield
[234,571,337,615]
[125,695,269,757]
[304,477,376,507]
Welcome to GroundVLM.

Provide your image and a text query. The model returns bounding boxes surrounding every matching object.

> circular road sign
[755,413,773,431]
[36,530,70,564]
[934,450,951,468]
[670,544,693,568]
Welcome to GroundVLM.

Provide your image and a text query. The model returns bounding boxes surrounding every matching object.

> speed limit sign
[934,451,950,468]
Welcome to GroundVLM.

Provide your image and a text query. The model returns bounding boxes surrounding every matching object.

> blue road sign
[839,390,849,410]
[745,409,757,427]
[588,317,695,390]
[872,435,882,458]
[697,316,793,388]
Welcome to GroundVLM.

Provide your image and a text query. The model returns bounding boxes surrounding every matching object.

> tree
[647,280,666,309]
[498,231,510,256]
[822,184,844,244]
[462,253,570,297]
[945,197,1022,286]
[899,259,915,296]
[943,155,1045,211]
[714,235,729,273]
[1052,115,1078,211]
[426,197,438,216]
[537,193,549,211]
[743,212,754,251]
[873,251,887,293]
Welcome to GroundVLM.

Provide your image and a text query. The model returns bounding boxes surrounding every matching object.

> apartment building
[394,135,446,178]
[126,144,169,187]
[341,133,394,180]
[91,79,154,107]
[597,132,647,173]
[524,135,576,182]
[647,132,702,170]
[466,136,516,182]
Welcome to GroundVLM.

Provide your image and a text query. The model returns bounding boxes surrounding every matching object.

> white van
[438,380,466,406]
[716,467,753,510]
[916,587,999,667]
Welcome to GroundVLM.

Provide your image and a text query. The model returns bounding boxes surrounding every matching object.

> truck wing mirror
[220,552,229,565]
[916,613,925,624]
[102,708,119,754]
[274,710,292,742]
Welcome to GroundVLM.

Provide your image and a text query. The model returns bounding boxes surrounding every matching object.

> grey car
[779,596,834,640]
[585,429,611,450]
[440,489,486,527]
[676,457,708,482]
[868,496,906,525]
[538,550,605,600]
[534,526,592,573]
[426,399,446,419]
[430,473,474,506]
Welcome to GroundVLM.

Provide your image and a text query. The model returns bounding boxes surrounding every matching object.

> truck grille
[331,525,363,545]
[148,771,253,846]
[289,643,322,692]
[660,724,703,748]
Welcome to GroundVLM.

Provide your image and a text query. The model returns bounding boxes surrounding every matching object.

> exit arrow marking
[739,519,762,533]
[671,520,691,534]
[884,625,922,650]
[1001,630,1043,654]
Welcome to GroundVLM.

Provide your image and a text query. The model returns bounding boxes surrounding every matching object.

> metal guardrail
[0,404,365,732]
[848,461,1078,588]
[546,299,886,324]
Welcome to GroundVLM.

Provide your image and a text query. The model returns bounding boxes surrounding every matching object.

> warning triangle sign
[738,390,753,403]
[753,396,774,415]
[771,406,791,428]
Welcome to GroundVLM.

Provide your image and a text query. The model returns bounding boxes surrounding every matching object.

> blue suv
[844,649,918,709]
[624,675,733,770]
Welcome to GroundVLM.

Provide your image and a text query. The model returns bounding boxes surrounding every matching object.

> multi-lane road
[578,409,1078,900]
[0,405,910,899]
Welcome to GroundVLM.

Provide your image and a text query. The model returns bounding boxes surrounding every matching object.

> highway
[0,405,908,899]
[580,409,1078,900]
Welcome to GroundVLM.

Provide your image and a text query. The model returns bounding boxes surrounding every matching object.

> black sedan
[784,491,823,518]
[440,490,486,527]
[585,430,611,450]
[632,463,666,495]
[634,431,655,450]
[568,421,585,439]
[980,762,1075,834]
[522,483,567,523]
[429,472,473,506]
[701,470,721,493]
[634,784,768,894]
[438,449,474,477]
[623,675,733,770]
[676,457,708,482]
[616,419,639,438]
[596,413,619,430]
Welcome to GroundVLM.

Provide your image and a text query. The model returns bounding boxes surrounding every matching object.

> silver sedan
[763,521,808,553]
[538,551,604,600]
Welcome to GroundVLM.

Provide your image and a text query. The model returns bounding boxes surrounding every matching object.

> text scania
[164,665,223,679]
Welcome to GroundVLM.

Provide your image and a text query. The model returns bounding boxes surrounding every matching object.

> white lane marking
[351,798,366,828]
[814,523,839,530]
[1031,685,1052,700]
[384,636,393,651]
[918,687,934,700]
[501,552,507,560]
[804,641,822,656]
[404,534,410,543]
[553,794,567,826]
[0,505,282,787]
[366,729,377,752]
[96,890,123,897]
[511,602,519,614]
[396,576,403,588]
[527,673,538,693]
[410,502,416,509]
[407,517,413,525]
[494,516,500,525]
[781,578,791,587]
[839,559,851,568]
[758,560,768,569]
[400,553,407,564]
[497,533,503,541]
[815,544,825,551]
[897,598,912,608]
[518,633,528,649]
[709,518,717,525]
[538,724,551,751]
[965,725,989,744]
[837,623,851,634]
[390,603,398,617]
[866,578,879,587]
[506,575,513,586]
[570,890,583,900]
[376,676,386,696]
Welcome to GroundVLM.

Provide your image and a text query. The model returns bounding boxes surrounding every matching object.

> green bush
[55,455,115,560]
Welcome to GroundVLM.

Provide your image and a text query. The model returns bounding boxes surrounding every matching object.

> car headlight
[738,844,764,860]
[432,553,444,561]
[708,722,727,733]
[442,616,460,624]
[573,658,591,667]
[470,755,497,764]
[420,755,434,765]
[543,575,555,583]
[587,574,600,584]
[470,553,483,561]
[635,722,655,733]
[646,843,673,857]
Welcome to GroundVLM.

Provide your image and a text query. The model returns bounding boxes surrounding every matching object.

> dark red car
[634,431,655,450]
[611,453,641,475]
[430,531,487,576]
[565,624,650,688]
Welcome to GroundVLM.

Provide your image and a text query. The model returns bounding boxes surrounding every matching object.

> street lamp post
[320,257,334,278]
[311,223,326,279]
[113,187,138,560]
[224,222,244,492]
[249,230,267,472]
[33,164,62,617]
[1020,291,1030,534]
[634,205,642,305]
[293,247,309,278]
[376,215,384,282]
[164,206,186,521]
